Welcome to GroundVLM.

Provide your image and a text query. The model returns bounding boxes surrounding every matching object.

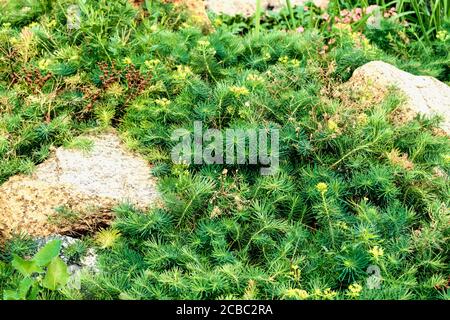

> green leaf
[28,283,40,300]
[42,257,69,291]
[3,289,20,300]
[11,255,43,277]
[18,277,34,299]
[33,239,62,267]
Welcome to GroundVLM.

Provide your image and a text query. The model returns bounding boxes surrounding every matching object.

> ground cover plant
[0,0,449,300]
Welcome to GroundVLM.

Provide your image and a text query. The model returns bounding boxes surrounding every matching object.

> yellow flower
[155,98,171,107]
[323,288,337,300]
[64,74,82,87]
[316,182,328,194]
[283,289,309,300]
[46,20,57,28]
[444,154,450,164]
[123,57,132,65]
[436,30,449,42]
[278,55,289,64]
[334,23,352,32]
[197,39,210,47]
[38,58,51,70]
[327,119,338,131]
[369,246,384,259]
[173,65,192,80]
[346,283,362,298]
[230,86,250,97]
[313,288,322,297]
[246,73,264,83]
[356,113,368,125]
[95,228,121,249]
[106,82,124,98]
[290,59,300,67]
[263,52,271,60]
[145,59,161,68]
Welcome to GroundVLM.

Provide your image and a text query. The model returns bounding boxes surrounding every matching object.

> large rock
[349,61,450,134]
[0,131,158,239]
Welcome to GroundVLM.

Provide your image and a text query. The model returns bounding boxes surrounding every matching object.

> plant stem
[255,0,262,34]
[321,192,335,249]
[286,0,295,29]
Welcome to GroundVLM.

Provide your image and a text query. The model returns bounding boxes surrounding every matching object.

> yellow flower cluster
[369,246,384,259]
[291,58,300,67]
[278,55,289,64]
[173,65,192,80]
[356,113,368,126]
[346,283,363,298]
[106,82,124,98]
[38,58,52,70]
[155,98,171,107]
[277,56,301,67]
[46,20,57,28]
[95,228,121,249]
[444,154,450,164]
[316,182,328,194]
[436,30,449,42]
[123,57,132,65]
[327,119,339,131]
[197,39,210,47]
[145,59,161,69]
[246,73,264,83]
[283,288,309,300]
[313,288,337,300]
[230,86,250,97]
[334,23,352,32]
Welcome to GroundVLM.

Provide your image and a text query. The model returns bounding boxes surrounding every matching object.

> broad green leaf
[42,257,69,290]
[3,289,19,300]
[33,239,62,267]
[11,255,43,277]
[28,283,40,300]
[18,277,34,299]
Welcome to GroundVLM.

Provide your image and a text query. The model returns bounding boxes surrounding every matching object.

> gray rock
[350,61,450,134]
[0,130,158,238]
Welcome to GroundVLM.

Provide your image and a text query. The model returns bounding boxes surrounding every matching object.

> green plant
[394,0,450,41]
[3,240,69,300]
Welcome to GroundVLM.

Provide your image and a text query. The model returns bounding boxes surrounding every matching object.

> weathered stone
[0,130,158,239]
[349,61,450,134]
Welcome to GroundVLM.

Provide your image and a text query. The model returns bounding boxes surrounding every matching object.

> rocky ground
[0,130,158,239]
